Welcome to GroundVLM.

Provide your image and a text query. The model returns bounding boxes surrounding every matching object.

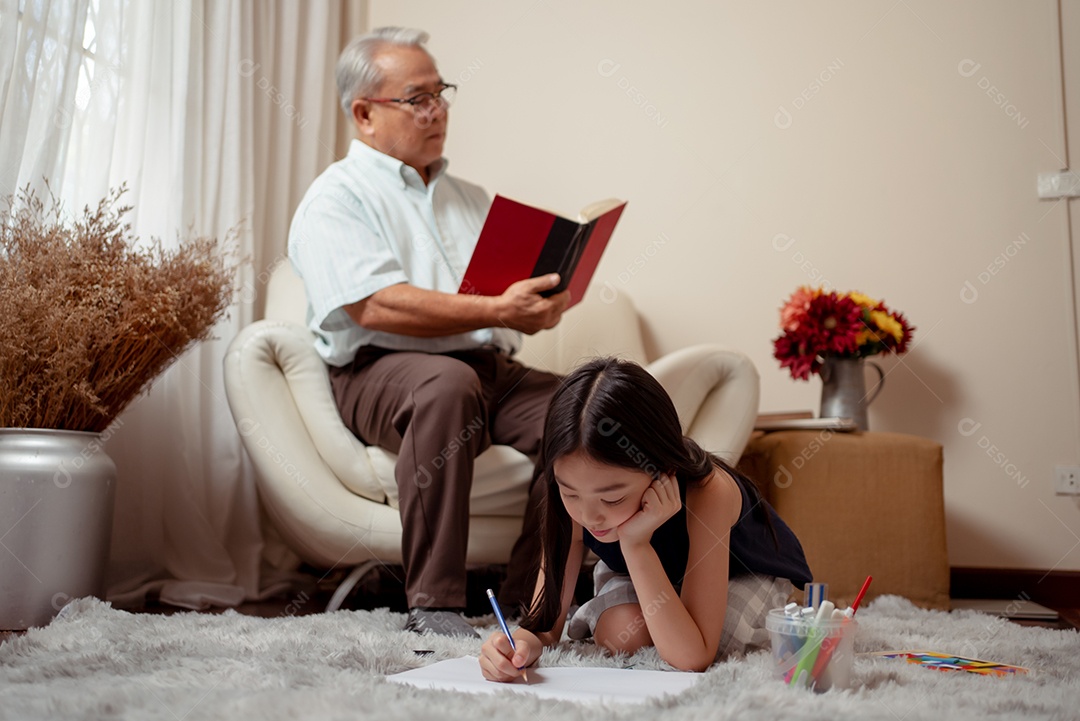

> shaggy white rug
[0,595,1077,720]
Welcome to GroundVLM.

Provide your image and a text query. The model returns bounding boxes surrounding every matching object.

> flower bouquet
[772,287,914,381]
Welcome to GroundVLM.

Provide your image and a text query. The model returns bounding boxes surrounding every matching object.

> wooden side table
[737,430,950,610]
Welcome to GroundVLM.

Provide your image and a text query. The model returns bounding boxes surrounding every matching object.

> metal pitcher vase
[819,356,885,431]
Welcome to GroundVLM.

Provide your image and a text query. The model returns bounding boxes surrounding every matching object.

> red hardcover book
[458,195,626,309]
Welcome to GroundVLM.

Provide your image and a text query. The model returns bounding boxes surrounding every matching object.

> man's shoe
[404,608,480,638]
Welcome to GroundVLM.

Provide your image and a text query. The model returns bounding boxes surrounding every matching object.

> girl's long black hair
[520,356,773,633]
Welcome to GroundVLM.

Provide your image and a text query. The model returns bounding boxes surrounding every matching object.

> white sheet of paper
[386,656,700,704]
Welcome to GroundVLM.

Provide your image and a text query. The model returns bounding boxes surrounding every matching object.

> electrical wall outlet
[1055,465,1080,495]
[1038,171,1080,199]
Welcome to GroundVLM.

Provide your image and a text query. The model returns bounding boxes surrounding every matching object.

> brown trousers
[328,345,560,612]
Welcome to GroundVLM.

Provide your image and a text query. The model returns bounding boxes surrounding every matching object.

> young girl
[479,357,812,679]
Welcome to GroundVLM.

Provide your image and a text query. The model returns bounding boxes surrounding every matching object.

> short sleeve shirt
[287,139,522,366]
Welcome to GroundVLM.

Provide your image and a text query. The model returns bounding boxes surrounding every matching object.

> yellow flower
[848,291,878,309]
[871,310,904,343]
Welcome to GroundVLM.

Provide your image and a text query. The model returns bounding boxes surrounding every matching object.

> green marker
[788,600,835,688]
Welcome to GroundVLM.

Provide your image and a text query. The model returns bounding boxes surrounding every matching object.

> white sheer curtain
[1,0,364,608]
[0,0,90,199]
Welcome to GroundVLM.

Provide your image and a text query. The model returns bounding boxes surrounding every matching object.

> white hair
[336,27,431,116]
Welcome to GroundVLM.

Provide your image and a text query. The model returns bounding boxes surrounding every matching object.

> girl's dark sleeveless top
[582,470,813,591]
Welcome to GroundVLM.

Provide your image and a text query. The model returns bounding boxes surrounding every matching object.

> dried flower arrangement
[0,186,235,432]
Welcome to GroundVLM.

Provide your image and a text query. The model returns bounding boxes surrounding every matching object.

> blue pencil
[486,588,528,683]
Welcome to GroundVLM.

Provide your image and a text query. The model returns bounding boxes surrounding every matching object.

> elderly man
[288,27,568,637]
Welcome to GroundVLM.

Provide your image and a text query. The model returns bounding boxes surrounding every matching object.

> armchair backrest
[265,260,309,326]
[262,263,649,374]
[513,284,648,374]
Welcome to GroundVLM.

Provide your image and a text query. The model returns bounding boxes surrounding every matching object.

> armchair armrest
[223,320,402,566]
[647,345,760,466]
[224,320,385,502]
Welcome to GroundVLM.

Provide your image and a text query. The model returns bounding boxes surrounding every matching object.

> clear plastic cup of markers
[766,608,857,692]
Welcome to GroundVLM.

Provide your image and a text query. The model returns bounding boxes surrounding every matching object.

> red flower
[773,333,820,380]
[803,293,861,355]
[890,309,915,355]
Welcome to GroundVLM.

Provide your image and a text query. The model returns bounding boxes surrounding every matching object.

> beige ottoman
[737,430,950,610]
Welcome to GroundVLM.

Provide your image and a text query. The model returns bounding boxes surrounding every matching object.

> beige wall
[366,0,1080,572]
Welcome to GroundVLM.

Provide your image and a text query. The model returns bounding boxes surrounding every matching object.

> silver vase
[819,357,885,431]
[0,428,116,630]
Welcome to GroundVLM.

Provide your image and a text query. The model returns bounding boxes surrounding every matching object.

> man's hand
[494,273,570,334]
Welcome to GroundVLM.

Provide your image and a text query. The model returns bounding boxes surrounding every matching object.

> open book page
[386,656,700,704]
[521,198,624,223]
[578,198,625,223]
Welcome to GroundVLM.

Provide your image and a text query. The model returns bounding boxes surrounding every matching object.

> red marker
[850,575,873,615]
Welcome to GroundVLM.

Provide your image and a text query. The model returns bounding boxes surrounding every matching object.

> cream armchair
[223,265,760,609]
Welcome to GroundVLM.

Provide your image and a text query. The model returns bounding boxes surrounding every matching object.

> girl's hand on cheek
[616,474,681,547]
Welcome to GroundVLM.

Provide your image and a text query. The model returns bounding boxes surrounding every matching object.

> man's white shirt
[288,139,522,366]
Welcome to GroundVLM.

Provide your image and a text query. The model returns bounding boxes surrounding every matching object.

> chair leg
[326,560,382,612]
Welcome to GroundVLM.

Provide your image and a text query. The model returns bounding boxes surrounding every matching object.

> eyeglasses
[362,84,457,115]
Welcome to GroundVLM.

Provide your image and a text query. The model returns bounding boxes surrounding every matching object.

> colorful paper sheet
[869,650,1030,676]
